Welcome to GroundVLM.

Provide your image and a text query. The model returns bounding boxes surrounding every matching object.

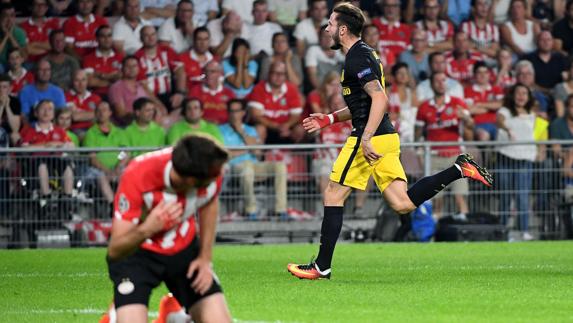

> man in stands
[460,0,500,58]
[180,27,219,89]
[167,98,223,145]
[135,26,186,112]
[19,0,59,62]
[189,61,235,125]
[207,10,249,58]
[65,69,101,136]
[83,25,124,98]
[63,0,108,58]
[416,52,464,103]
[112,0,152,55]
[372,0,412,58]
[293,0,328,58]
[414,0,454,52]
[444,31,485,86]
[0,3,26,71]
[124,97,166,157]
[245,0,283,58]
[46,29,80,91]
[7,48,34,96]
[247,61,304,144]
[19,59,66,120]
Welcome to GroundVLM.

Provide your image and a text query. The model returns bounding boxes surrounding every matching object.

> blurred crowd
[0,0,572,232]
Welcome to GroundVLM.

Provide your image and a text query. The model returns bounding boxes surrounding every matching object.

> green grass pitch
[1,242,572,323]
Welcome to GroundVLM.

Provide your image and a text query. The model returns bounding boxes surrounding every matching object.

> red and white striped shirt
[63,14,108,57]
[114,148,222,255]
[135,45,182,95]
[445,50,486,85]
[414,20,454,47]
[460,20,499,53]
[9,68,34,96]
[372,17,412,57]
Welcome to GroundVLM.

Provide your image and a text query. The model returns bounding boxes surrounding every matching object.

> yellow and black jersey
[341,40,395,137]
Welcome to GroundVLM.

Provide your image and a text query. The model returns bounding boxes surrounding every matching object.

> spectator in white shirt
[112,0,152,55]
[222,0,255,24]
[246,0,283,58]
[158,0,194,54]
[139,0,178,27]
[293,0,328,58]
[268,0,307,28]
[305,25,344,90]
[417,51,464,102]
[192,0,218,27]
[208,11,250,58]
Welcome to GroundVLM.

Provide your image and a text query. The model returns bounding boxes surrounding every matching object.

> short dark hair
[0,3,15,15]
[122,55,138,66]
[391,62,409,77]
[428,51,444,65]
[0,74,11,84]
[567,0,573,12]
[230,38,250,67]
[181,97,203,115]
[272,32,287,44]
[193,26,209,41]
[333,2,365,37]
[49,29,65,44]
[430,71,446,83]
[133,97,154,111]
[472,61,489,75]
[227,98,245,112]
[171,135,229,179]
[95,24,111,37]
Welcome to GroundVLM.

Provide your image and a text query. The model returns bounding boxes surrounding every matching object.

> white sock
[166,309,190,323]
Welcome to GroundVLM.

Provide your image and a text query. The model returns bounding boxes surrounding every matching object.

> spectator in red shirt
[415,0,454,52]
[372,0,412,58]
[65,69,101,136]
[83,25,124,98]
[415,72,474,219]
[19,0,60,63]
[247,61,304,144]
[189,61,235,125]
[464,61,504,141]
[62,0,108,58]
[460,0,500,59]
[135,25,186,112]
[20,99,75,210]
[180,27,218,89]
[7,48,34,96]
[445,31,485,86]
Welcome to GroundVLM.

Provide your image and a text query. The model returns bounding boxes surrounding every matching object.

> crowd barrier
[0,140,572,247]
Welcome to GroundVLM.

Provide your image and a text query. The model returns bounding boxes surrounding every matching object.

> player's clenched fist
[142,201,184,236]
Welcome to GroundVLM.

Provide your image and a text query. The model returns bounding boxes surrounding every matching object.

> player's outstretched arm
[108,201,183,260]
[302,107,351,133]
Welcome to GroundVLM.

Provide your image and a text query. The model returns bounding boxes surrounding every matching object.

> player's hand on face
[361,138,382,164]
[187,257,213,295]
[302,113,328,133]
[144,201,183,236]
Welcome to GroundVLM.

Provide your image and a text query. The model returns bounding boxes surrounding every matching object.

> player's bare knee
[391,200,416,215]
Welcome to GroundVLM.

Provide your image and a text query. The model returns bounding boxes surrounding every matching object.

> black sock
[407,166,462,207]
[315,206,343,271]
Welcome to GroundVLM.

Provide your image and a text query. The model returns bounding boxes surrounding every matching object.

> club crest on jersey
[119,193,129,214]
[357,68,372,79]
[445,107,453,115]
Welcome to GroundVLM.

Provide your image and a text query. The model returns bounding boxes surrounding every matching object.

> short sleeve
[157,19,172,42]
[114,173,144,224]
[112,23,124,41]
[292,21,305,40]
[222,59,235,78]
[53,87,67,109]
[497,107,511,119]
[415,104,426,126]
[348,49,381,88]
[247,60,258,77]
[304,46,320,67]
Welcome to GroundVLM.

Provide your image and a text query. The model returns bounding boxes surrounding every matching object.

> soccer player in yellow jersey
[287,2,493,280]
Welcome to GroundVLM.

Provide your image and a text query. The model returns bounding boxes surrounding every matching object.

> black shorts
[107,238,223,309]
[23,155,73,179]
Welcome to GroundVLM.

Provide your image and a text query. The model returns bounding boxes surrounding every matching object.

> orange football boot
[287,261,331,280]
[455,153,494,187]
